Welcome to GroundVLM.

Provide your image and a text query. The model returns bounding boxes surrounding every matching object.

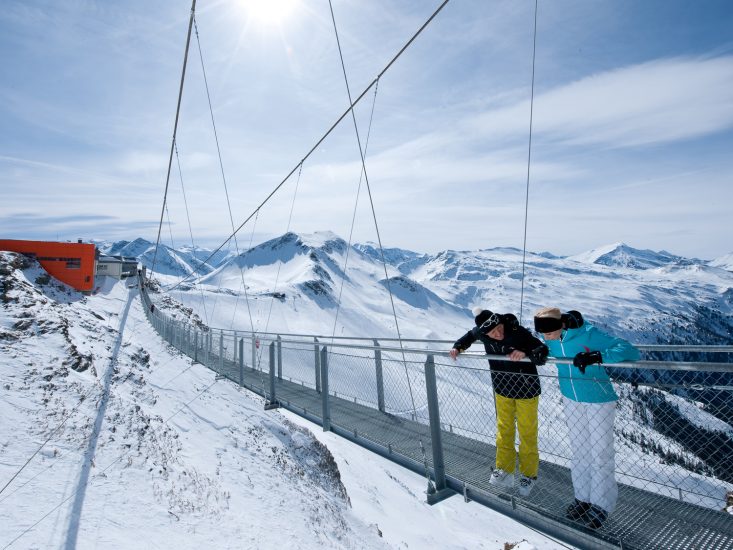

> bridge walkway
[208,355,733,550]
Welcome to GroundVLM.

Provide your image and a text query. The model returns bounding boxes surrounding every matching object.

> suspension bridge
[140,281,733,550]
[140,1,733,548]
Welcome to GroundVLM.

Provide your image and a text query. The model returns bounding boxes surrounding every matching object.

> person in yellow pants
[495,394,539,483]
[450,307,547,496]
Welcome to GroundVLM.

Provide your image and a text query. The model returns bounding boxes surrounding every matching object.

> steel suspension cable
[328,0,433,489]
[327,0,413,396]
[238,207,260,333]
[192,15,256,332]
[163,201,188,309]
[239,207,269,400]
[151,0,197,279]
[518,0,538,325]
[173,140,210,325]
[261,162,304,339]
[164,0,452,294]
[330,79,380,342]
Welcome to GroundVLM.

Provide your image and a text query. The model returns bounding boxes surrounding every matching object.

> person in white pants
[533,308,639,530]
[563,399,618,515]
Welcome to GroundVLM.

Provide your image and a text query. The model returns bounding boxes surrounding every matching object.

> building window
[66,258,81,269]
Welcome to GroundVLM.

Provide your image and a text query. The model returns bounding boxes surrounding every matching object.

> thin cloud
[472,55,733,147]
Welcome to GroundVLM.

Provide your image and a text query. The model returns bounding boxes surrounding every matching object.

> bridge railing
[140,285,733,538]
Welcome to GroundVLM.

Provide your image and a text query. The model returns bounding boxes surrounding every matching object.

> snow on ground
[0,253,569,549]
[283,409,560,550]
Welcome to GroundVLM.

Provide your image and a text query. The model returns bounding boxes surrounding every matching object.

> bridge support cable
[163,198,192,311]
[327,0,440,496]
[191,16,256,333]
[251,163,305,399]
[151,0,197,279]
[242,207,272,401]
[230,206,260,331]
[173,140,210,325]
[518,0,539,325]
[165,0,453,295]
[261,162,304,339]
[330,79,380,342]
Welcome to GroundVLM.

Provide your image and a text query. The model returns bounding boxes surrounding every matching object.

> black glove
[528,345,548,366]
[573,351,602,373]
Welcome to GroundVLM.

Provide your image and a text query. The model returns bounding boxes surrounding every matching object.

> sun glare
[243,0,297,25]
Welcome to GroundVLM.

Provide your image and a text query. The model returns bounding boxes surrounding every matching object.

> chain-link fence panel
[378,351,429,422]
[279,339,322,389]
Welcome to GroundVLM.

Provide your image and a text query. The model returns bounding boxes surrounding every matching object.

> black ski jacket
[452,314,547,399]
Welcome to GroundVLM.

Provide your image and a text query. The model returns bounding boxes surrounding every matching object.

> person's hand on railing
[449,348,460,360]
[507,349,526,361]
[573,351,603,374]
[528,345,548,366]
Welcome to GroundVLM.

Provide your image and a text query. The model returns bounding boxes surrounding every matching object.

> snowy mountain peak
[568,242,692,269]
[104,237,155,257]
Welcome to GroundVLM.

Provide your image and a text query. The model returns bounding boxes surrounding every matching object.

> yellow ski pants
[494,393,539,477]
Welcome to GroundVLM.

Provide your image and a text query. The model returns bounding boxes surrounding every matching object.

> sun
[242,0,298,25]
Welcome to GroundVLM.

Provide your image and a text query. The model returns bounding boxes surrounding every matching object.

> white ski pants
[563,398,618,514]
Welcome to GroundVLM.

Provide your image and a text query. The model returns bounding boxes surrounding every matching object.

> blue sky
[1,0,732,259]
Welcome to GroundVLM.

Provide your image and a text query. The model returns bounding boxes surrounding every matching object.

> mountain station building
[0,239,138,292]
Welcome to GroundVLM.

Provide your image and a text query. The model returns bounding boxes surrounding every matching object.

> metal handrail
[266,337,733,373]
[139,284,733,354]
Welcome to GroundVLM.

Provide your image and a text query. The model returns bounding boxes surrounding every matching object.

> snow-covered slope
[0,252,560,549]
[710,252,733,272]
[99,238,228,278]
[187,231,470,340]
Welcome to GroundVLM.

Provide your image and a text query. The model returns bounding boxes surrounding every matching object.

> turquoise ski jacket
[540,322,640,403]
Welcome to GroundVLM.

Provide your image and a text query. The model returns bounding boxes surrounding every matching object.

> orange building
[0,239,96,292]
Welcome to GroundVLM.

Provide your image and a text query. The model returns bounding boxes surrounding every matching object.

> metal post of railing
[194,330,198,363]
[206,330,211,367]
[252,333,257,371]
[424,354,454,504]
[277,335,282,380]
[374,339,385,413]
[321,346,330,432]
[265,341,279,410]
[239,338,244,386]
[231,331,236,366]
[314,337,321,393]
[219,331,224,374]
